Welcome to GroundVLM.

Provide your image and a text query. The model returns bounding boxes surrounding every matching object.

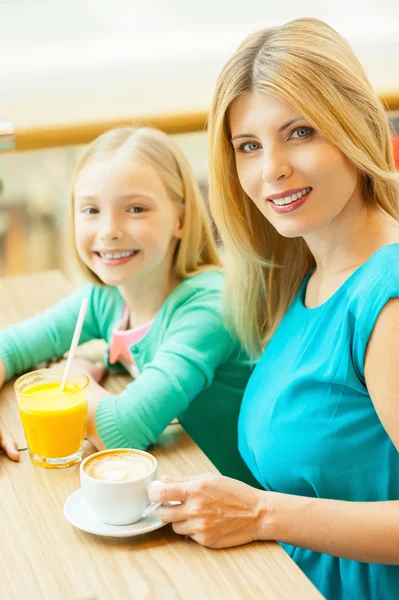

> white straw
[60,298,88,392]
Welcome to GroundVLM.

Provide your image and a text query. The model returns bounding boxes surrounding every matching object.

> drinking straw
[60,298,88,392]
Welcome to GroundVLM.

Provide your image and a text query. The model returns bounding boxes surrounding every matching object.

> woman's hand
[148,473,267,548]
[0,424,19,462]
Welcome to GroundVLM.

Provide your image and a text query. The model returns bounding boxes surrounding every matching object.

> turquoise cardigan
[0,270,259,486]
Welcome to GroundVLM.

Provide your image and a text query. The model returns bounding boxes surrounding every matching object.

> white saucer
[64,488,167,538]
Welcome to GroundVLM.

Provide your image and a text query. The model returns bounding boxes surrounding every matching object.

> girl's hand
[0,425,19,462]
[148,473,267,548]
[0,358,6,390]
[56,358,107,385]
[56,358,109,451]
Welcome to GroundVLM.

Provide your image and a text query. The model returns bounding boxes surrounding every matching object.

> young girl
[147,19,399,600]
[0,126,258,487]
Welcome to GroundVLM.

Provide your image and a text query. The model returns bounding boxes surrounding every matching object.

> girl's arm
[93,289,239,450]
[0,284,100,382]
[149,297,399,562]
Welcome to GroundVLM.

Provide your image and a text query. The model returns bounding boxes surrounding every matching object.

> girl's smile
[73,154,184,287]
[93,249,140,267]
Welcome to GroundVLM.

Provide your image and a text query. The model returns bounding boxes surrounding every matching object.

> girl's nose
[98,215,123,241]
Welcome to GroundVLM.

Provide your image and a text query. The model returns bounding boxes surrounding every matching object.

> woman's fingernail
[162,475,175,482]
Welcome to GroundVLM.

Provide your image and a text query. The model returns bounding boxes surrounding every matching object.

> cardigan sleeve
[0,284,101,381]
[95,288,238,449]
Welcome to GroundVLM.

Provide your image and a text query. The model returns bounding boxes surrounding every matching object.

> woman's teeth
[271,187,311,206]
[99,251,137,260]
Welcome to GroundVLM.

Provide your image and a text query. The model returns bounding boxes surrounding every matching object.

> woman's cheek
[237,161,262,204]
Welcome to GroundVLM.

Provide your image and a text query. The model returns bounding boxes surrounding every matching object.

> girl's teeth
[99,251,136,259]
[272,187,311,206]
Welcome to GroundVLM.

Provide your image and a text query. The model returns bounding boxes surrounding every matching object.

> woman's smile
[230,90,360,239]
[267,187,312,214]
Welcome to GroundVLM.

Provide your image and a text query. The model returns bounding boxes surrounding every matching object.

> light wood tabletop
[0,271,324,600]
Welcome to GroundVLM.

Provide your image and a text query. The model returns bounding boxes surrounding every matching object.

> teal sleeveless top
[239,244,399,600]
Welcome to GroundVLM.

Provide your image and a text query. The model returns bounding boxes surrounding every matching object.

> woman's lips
[267,189,312,214]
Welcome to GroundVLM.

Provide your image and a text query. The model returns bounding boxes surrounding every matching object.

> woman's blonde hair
[208,17,399,358]
[71,127,221,284]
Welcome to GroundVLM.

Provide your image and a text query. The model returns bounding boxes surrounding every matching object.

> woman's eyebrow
[277,117,304,132]
[231,117,305,141]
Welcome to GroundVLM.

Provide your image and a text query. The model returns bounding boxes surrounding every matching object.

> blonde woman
[148,19,399,599]
[0,127,258,486]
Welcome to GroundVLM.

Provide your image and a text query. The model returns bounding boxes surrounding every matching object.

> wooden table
[0,271,323,600]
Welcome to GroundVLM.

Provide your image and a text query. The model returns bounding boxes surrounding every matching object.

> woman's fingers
[161,473,210,484]
[171,520,194,536]
[0,428,20,461]
[156,503,187,523]
[149,473,215,503]
[148,481,191,503]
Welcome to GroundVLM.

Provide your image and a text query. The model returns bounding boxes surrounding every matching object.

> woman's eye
[290,126,314,140]
[128,206,145,214]
[238,141,261,154]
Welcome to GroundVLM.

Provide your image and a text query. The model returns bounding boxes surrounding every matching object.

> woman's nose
[261,148,292,183]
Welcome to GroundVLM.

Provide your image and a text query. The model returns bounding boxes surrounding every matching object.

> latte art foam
[84,450,154,482]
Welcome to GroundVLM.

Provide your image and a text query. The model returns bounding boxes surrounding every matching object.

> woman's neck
[303,197,399,280]
[118,271,182,328]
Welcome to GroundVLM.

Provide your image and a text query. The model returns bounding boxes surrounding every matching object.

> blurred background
[0,0,398,283]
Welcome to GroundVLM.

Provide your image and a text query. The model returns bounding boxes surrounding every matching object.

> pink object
[109,306,153,366]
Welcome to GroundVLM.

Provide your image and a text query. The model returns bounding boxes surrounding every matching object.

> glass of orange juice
[14,368,89,468]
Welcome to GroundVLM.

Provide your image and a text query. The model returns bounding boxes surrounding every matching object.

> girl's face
[74,154,184,287]
[229,90,361,239]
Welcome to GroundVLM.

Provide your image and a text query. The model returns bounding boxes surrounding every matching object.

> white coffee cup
[80,448,161,525]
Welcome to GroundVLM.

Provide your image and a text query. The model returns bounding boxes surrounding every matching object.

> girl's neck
[118,271,182,328]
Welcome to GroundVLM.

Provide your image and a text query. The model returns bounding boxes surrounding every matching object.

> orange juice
[15,370,89,468]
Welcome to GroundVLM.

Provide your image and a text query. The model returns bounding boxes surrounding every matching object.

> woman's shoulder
[350,243,399,299]
[347,243,399,379]
[344,242,399,333]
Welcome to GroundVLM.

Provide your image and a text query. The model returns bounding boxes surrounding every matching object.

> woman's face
[229,90,361,239]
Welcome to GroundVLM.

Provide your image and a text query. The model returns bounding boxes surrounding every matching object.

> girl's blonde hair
[208,17,399,358]
[71,127,221,284]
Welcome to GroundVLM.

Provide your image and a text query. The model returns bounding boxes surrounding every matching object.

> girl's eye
[82,207,98,215]
[128,206,145,214]
[237,141,261,154]
[290,126,314,140]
